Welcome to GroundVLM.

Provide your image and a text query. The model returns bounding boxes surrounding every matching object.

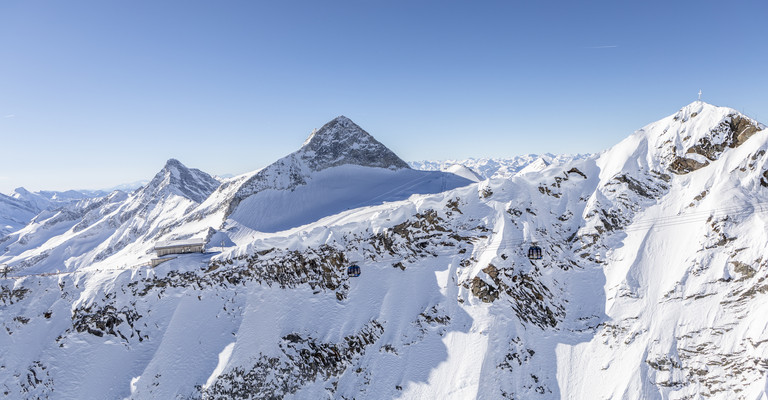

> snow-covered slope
[441,164,484,182]
[1,102,767,399]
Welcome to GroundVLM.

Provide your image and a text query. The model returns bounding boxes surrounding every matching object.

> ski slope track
[1,104,767,399]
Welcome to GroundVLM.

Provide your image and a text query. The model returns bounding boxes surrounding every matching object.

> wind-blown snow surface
[1,104,768,399]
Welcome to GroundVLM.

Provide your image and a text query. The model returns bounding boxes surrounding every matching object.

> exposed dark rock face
[471,276,500,303]
[670,114,763,175]
[469,264,562,328]
[302,116,410,171]
[613,174,666,199]
[128,244,351,300]
[69,302,145,342]
[0,285,29,305]
[567,167,587,179]
[115,209,483,308]
[198,320,384,399]
[720,115,761,149]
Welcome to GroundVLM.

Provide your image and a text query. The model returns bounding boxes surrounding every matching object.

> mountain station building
[153,238,207,257]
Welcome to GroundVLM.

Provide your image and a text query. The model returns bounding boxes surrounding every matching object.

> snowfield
[1,104,767,399]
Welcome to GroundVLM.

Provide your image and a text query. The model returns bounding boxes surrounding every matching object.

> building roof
[154,238,207,250]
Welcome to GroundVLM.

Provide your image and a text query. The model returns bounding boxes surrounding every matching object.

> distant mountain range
[409,153,593,179]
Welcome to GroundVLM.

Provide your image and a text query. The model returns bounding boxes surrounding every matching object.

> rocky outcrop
[0,285,30,305]
[129,244,351,300]
[198,320,384,399]
[670,114,763,175]
[69,302,145,342]
[469,264,562,329]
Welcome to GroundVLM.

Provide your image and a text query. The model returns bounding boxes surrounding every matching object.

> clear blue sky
[1,0,766,193]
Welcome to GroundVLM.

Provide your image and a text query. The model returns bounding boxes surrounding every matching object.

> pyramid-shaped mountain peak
[299,116,410,171]
[142,159,220,203]
[302,116,369,147]
[163,158,185,171]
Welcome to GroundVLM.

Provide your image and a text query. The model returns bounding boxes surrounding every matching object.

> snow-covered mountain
[177,115,472,234]
[0,158,220,274]
[409,153,593,179]
[559,101,768,398]
[0,187,112,237]
[1,103,767,399]
[0,192,38,237]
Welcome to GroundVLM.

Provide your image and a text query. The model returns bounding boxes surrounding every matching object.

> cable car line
[2,201,767,281]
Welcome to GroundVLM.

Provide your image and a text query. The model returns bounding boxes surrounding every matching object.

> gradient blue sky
[1,0,767,193]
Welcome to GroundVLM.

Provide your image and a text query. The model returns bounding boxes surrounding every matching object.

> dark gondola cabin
[528,245,543,260]
[347,265,361,277]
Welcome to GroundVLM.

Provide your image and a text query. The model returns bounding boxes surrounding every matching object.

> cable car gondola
[347,265,361,277]
[527,245,542,260]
